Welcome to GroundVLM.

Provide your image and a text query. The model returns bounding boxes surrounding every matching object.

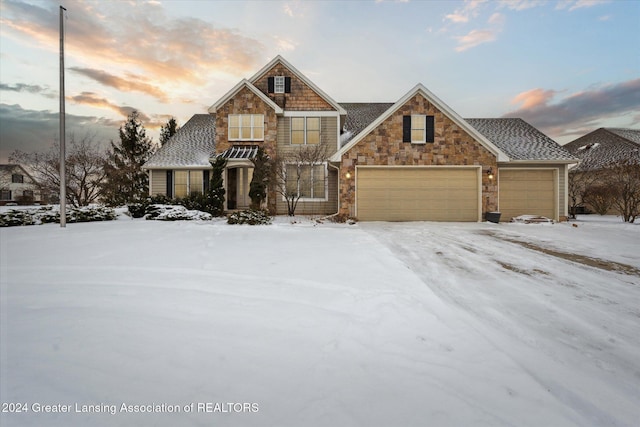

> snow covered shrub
[0,206,115,226]
[0,209,36,227]
[67,206,117,222]
[127,203,147,218]
[144,204,212,221]
[227,209,272,225]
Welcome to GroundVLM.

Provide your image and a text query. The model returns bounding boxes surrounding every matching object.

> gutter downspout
[324,162,341,219]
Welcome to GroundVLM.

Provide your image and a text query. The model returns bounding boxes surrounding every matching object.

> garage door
[356,167,479,221]
[499,169,556,221]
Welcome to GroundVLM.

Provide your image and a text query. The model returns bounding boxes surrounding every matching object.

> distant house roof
[0,164,37,183]
[564,128,640,171]
[465,118,577,162]
[143,114,216,169]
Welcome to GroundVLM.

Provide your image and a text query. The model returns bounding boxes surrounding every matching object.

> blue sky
[0,0,638,161]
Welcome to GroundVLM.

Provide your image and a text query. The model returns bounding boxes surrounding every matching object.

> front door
[227,167,253,210]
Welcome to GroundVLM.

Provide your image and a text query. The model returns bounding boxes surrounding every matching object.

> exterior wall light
[486,167,494,180]
[345,172,352,179]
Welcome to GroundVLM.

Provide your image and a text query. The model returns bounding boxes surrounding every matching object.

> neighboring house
[563,128,640,214]
[564,128,640,171]
[0,164,41,205]
[144,56,576,222]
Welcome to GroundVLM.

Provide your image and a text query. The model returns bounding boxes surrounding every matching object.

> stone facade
[339,93,498,217]
[214,86,278,159]
[214,86,280,212]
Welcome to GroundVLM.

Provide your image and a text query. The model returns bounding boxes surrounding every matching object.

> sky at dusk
[0,0,639,162]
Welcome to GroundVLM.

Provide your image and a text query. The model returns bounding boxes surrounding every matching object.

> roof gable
[0,164,36,183]
[331,84,509,162]
[250,55,346,115]
[208,79,283,114]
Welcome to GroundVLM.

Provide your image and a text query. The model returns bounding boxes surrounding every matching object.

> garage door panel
[499,169,556,221]
[356,168,479,221]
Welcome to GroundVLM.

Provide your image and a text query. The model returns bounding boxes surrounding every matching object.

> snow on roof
[338,103,394,146]
[465,118,576,162]
[564,128,640,171]
[143,114,216,169]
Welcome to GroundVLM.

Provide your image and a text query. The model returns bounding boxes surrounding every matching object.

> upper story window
[411,115,426,143]
[228,114,264,141]
[402,115,435,144]
[274,76,285,94]
[268,76,291,94]
[12,174,24,183]
[291,117,320,145]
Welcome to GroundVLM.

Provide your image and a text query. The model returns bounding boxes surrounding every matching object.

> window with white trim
[12,174,24,184]
[403,115,434,143]
[174,170,204,198]
[411,115,426,143]
[274,76,285,94]
[1,190,11,201]
[228,114,264,141]
[285,163,326,200]
[291,117,320,145]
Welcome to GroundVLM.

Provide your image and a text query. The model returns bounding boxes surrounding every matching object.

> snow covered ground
[1,215,639,427]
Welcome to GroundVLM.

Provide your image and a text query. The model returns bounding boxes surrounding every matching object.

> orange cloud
[68,92,150,123]
[510,88,557,109]
[455,29,498,51]
[1,1,265,90]
[70,68,169,102]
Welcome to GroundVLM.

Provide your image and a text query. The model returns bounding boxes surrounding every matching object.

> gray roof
[339,103,394,145]
[465,118,576,162]
[563,128,640,171]
[144,114,216,168]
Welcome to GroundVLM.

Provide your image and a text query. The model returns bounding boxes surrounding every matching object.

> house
[564,128,640,171]
[563,128,640,214]
[144,56,576,222]
[0,164,41,205]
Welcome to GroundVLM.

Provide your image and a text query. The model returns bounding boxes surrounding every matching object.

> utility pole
[59,5,66,227]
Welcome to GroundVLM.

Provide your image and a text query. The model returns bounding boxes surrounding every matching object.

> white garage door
[356,167,480,221]
[499,169,556,221]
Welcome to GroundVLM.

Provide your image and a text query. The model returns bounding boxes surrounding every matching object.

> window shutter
[267,77,274,93]
[203,170,210,193]
[284,77,291,93]
[166,170,173,198]
[426,116,435,143]
[402,116,411,142]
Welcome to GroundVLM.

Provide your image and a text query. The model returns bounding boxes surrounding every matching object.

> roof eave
[144,164,214,171]
[499,159,579,165]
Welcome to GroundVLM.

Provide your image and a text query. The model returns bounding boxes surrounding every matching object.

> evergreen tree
[249,147,270,209]
[207,157,226,216]
[102,111,155,206]
[159,117,179,146]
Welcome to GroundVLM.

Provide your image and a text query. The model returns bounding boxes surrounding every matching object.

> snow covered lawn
[1,216,639,426]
